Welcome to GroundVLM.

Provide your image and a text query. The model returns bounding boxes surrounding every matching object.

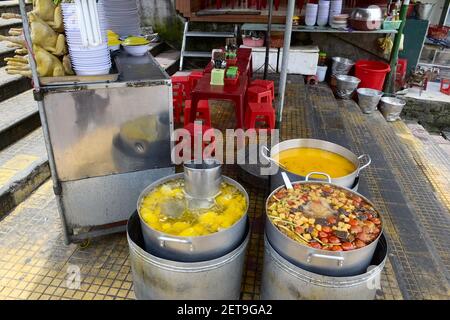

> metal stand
[19,0,175,244]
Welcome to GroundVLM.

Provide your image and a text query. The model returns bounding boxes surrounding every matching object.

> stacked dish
[317,1,330,27]
[305,3,318,26]
[330,14,349,29]
[61,1,111,76]
[328,0,343,25]
[98,0,141,38]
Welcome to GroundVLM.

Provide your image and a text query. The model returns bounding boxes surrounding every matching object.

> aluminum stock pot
[263,139,371,190]
[137,173,249,262]
[265,173,383,277]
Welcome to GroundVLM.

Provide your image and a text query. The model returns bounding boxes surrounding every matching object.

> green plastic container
[211,69,225,86]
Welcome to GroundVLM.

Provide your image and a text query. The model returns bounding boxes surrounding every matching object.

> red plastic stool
[172,84,184,124]
[172,75,192,100]
[441,79,450,95]
[244,102,275,130]
[184,100,211,126]
[181,122,216,158]
[247,85,273,104]
[189,70,204,90]
[250,79,275,99]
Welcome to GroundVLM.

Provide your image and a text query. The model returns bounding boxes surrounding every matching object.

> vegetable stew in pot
[267,183,382,252]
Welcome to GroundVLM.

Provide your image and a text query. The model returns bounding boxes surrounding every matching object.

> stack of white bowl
[98,0,141,38]
[317,1,330,27]
[61,1,111,76]
[328,0,343,25]
[305,3,318,26]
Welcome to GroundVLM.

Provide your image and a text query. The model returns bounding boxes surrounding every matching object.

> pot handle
[307,253,344,267]
[260,146,272,163]
[305,172,332,183]
[158,236,194,252]
[357,154,372,175]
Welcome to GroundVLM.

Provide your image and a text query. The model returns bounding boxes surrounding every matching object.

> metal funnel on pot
[183,159,222,209]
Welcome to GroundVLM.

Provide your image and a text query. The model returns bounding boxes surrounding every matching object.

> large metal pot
[415,2,435,20]
[128,211,249,300]
[261,234,388,300]
[264,139,371,191]
[265,174,383,277]
[137,173,249,262]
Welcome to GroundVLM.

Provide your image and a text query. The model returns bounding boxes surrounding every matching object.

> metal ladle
[260,146,290,172]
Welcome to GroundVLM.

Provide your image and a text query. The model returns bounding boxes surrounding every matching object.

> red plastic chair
[250,79,275,100]
[247,85,273,104]
[440,79,450,95]
[172,84,184,124]
[184,100,211,126]
[244,102,275,130]
[172,75,192,100]
[189,70,204,90]
[181,122,216,158]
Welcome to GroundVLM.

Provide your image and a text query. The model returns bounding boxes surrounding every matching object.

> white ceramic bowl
[123,44,150,56]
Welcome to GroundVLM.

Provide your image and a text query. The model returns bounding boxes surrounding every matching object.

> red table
[204,48,253,80]
[190,72,249,129]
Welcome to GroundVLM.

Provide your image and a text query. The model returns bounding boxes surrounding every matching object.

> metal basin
[266,139,371,190]
[335,75,361,99]
[357,88,383,114]
[265,178,383,277]
[350,6,383,20]
[380,97,406,122]
[331,57,355,76]
[137,173,249,262]
[128,212,249,300]
[415,3,435,20]
[261,234,388,300]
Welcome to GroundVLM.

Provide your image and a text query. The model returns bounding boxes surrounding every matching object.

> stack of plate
[99,0,141,37]
[328,0,343,25]
[317,0,330,27]
[305,3,318,26]
[330,14,349,29]
[61,1,111,76]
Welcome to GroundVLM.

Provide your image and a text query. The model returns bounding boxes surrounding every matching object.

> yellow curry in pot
[273,147,356,178]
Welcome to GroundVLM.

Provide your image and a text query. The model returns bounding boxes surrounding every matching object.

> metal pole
[276,0,295,128]
[385,0,409,94]
[264,0,274,79]
[18,0,40,91]
[439,0,449,26]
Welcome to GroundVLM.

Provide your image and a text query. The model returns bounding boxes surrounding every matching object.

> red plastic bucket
[354,60,391,91]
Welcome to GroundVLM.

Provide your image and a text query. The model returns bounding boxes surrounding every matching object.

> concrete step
[0,1,32,15]
[0,90,40,151]
[0,17,22,36]
[0,128,50,219]
[154,49,180,76]
[0,66,32,102]
[0,41,16,67]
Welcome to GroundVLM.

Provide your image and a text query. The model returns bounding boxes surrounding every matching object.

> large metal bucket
[127,212,250,300]
[331,57,355,76]
[261,234,388,300]
[415,3,435,20]
[357,88,383,114]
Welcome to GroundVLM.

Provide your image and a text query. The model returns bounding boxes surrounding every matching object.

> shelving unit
[242,23,399,34]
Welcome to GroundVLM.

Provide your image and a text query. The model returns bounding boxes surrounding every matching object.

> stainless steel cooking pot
[137,173,249,262]
[415,2,435,20]
[265,173,383,277]
[263,139,371,190]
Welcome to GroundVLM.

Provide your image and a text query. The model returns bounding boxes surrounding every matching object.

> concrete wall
[137,0,184,47]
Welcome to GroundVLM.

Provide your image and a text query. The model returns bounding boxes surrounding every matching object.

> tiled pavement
[0,76,449,300]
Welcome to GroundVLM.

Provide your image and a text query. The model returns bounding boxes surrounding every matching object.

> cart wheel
[79,239,90,249]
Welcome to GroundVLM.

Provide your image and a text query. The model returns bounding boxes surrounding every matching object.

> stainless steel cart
[19,1,174,244]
